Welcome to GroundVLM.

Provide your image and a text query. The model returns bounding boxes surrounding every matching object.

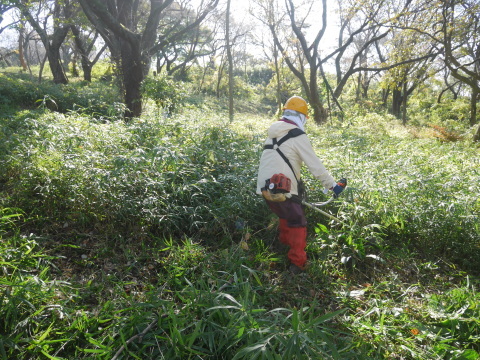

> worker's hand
[332,178,347,198]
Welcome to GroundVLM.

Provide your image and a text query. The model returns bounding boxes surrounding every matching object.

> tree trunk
[392,88,403,118]
[308,64,327,124]
[362,72,370,98]
[310,97,328,124]
[382,88,390,108]
[49,25,70,84]
[71,25,93,82]
[216,55,226,98]
[273,44,282,115]
[71,50,79,77]
[309,74,328,124]
[355,73,362,101]
[38,52,47,83]
[402,82,408,125]
[197,57,212,92]
[120,39,143,118]
[18,30,28,71]
[83,62,92,82]
[47,45,69,84]
[226,0,234,122]
[470,87,478,127]
[474,124,480,142]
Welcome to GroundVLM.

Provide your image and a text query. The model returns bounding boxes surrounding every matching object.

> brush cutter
[261,173,345,224]
[298,196,343,223]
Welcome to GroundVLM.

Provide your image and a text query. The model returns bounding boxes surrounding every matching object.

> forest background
[0,0,479,359]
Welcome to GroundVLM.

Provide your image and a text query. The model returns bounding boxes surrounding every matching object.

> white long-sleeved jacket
[256,120,336,195]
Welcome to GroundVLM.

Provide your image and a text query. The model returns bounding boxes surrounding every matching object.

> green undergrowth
[1,104,479,359]
[0,71,124,118]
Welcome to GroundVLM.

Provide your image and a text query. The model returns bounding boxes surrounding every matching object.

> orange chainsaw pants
[266,199,307,267]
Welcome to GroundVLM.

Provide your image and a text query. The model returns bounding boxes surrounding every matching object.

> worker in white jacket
[256,96,345,273]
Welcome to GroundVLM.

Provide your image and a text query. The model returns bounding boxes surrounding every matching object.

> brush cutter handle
[285,194,343,223]
[312,196,335,206]
[337,178,347,188]
[332,178,347,198]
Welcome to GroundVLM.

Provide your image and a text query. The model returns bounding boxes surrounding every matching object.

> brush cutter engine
[261,173,292,202]
[266,173,291,193]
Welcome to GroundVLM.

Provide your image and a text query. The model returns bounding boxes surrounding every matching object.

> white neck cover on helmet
[283,110,307,131]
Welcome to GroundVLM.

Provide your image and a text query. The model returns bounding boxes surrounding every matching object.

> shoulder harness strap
[263,128,305,183]
[263,128,305,150]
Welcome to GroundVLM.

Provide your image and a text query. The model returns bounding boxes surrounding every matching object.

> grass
[0,82,479,358]
[0,71,124,118]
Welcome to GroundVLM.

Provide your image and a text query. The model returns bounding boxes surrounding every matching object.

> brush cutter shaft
[286,194,343,223]
[261,190,343,223]
[301,200,343,223]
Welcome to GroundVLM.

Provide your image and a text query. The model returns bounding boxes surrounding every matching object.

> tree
[191,24,223,94]
[324,0,442,120]
[154,4,217,80]
[186,4,246,99]
[79,0,219,119]
[156,25,215,79]
[250,0,289,114]
[0,4,27,69]
[69,3,107,82]
[226,0,233,122]
[251,0,330,122]
[260,0,330,123]
[402,0,479,135]
[440,0,480,128]
[381,19,439,122]
[17,18,28,71]
[437,69,462,102]
[0,1,17,36]
[70,25,107,82]
[17,0,72,84]
[326,0,390,102]
[283,0,329,123]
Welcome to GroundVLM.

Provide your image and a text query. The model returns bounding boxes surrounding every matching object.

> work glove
[331,178,347,198]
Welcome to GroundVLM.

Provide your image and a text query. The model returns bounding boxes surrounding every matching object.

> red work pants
[266,199,307,267]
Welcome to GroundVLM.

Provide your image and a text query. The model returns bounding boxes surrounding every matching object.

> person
[256,96,345,274]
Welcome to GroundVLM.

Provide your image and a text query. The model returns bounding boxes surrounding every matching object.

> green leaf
[40,350,64,360]
[232,343,267,360]
[459,349,480,360]
[27,322,55,350]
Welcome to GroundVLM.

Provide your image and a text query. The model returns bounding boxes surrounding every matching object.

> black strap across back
[263,128,305,184]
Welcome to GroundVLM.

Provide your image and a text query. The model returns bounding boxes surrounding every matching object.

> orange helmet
[283,96,308,116]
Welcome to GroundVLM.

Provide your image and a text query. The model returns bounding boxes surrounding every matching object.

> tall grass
[0,211,352,359]
[1,108,269,243]
[305,113,480,272]
[0,72,123,117]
